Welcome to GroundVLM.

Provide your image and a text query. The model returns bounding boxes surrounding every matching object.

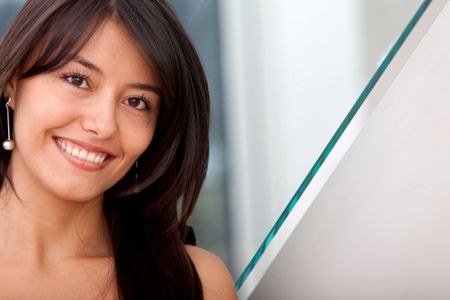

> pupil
[130,98,139,107]
[73,77,83,85]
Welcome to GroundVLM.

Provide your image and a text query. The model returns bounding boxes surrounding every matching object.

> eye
[125,95,150,111]
[63,73,90,89]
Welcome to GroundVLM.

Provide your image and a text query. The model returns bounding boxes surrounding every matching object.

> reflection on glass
[219,0,426,289]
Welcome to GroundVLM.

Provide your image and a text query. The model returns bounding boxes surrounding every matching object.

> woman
[0,0,236,299]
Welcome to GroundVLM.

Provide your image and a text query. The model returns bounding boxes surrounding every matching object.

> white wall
[219,0,422,278]
[250,1,450,298]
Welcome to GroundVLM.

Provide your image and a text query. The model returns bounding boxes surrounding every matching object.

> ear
[3,77,18,109]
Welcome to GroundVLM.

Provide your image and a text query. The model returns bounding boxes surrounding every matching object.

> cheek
[14,75,71,118]
[14,98,76,143]
[119,117,156,159]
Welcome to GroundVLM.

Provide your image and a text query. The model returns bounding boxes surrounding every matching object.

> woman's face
[7,19,160,202]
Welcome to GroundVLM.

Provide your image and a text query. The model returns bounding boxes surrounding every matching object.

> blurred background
[0,0,423,284]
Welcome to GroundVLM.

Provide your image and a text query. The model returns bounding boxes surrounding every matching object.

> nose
[80,94,118,139]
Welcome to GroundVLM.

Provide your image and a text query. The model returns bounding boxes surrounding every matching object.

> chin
[47,180,108,203]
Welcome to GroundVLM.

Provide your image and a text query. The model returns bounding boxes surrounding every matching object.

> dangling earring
[3,97,14,151]
[135,160,139,185]
[133,160,140,193]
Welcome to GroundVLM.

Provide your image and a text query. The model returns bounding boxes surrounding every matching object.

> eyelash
[62,71,152,111]
[62,70,90,89]
[127,94,151,111]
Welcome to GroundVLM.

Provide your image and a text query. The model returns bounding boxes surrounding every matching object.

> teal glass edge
[235,0,432,290]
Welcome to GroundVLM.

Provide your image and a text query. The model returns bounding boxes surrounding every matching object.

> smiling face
[6,19,160,202]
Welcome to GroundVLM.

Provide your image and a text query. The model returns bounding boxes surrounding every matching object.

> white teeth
[72,148,80,157]
[78,150,87,160]
[60,140,67,150]
[86,152,96,163]
[57,139,108,164]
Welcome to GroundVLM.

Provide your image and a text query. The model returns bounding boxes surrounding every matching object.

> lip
[53,136,114,172]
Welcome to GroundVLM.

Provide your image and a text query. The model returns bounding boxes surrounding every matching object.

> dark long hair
[0,1,209,299]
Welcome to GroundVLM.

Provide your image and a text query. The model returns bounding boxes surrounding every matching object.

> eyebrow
[74,56,103,74]
[73,56,162,95]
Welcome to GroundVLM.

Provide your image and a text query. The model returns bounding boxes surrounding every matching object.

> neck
[0,179,112,268]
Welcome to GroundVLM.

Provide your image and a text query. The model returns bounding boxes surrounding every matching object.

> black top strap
[184,225,196,246]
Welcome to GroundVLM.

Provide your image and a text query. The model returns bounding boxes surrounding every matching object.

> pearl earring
[2,97,14,151]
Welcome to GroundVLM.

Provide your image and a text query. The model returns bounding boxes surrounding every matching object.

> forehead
[69,19,158,84]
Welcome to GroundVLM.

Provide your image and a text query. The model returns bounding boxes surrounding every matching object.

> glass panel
[218,0,427,289]
[248,1,447,298]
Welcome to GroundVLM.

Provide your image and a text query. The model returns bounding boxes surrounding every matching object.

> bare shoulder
[186,245,238,300]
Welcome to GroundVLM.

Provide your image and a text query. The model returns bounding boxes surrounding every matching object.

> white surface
[249,1,450,299]
[219,0,422,278]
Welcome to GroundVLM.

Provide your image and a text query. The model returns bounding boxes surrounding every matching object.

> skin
[1,18,237,300]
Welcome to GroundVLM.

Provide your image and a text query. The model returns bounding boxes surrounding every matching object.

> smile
[56,139,107,164]
[54,137,113,171]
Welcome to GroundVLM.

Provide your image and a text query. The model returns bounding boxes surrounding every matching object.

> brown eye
[125,96,149,110]
[64,74,90,89]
